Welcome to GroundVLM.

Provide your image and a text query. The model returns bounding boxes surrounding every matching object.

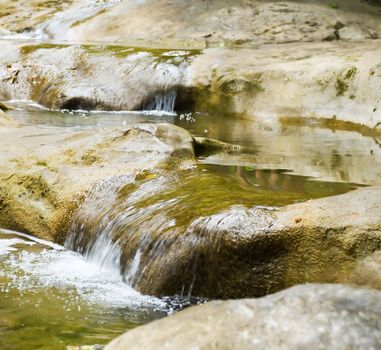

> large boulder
[105,283,381,350]
[183,40,381,129]
[1,38,381,128]
[0,122,195,242]
[0,41,186,111]
[4,0,380,47]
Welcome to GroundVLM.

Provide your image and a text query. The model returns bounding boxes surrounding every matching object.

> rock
[9,0,381,47]
[105,284,381,350]
[0,110,19,127]
[0,42,186,111]
[193,137,243,156]
[0,2,380,128]
[68,158,381,298]
[184,40,381,129]
[0,123,195,242]
[1,39,381,128]
[1,1,381,48]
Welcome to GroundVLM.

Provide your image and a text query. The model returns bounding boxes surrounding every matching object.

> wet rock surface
[105,283,381,350]
[0,2,381,127]
[0,42,189,111]
[0,122,195,242]
[184,40,381,129]
[68,178,381,298]
[1,1,381,348]
[1,39,381,127]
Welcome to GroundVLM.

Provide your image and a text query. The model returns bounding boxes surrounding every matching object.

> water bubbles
[161,51,191,58]
[179,113,195,122]
[0,231,165,311]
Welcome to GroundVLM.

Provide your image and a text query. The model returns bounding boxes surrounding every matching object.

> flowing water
[0,229,196,350]
[1,2,381,349]
[2,105,381,349]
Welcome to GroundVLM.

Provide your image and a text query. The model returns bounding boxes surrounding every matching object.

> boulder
[105,283,381,350]
[0,123,195,242]
[10,0,381,47]
[0,42,186,111]
[1,39,381,128]
[183,40,381,129]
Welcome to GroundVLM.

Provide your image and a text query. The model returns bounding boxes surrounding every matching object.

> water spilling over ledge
[142,90,177,114]
[0,229,205,349]
[65,164,359,298]
[1,1,381,348]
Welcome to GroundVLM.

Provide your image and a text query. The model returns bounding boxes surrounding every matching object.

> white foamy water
[0,238,35,255]
[0,230,165,310]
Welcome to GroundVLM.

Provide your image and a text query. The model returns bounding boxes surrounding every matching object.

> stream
[1,105,381,349]
[1,0,381,349]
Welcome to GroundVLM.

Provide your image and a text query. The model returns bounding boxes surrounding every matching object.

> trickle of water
[143,90,177,113]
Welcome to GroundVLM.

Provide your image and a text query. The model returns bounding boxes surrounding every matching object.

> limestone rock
[1,39,381,129]
[0,123,195,242]
[23,0,381,47]
[105,284,381,350]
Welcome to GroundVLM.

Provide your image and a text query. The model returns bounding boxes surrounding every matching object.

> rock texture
[0,123,195,242]
[0,1,381,127]
[0,41,188,111]
[1,40,381,128]
[184,40,381,129]
[105,283,381,350]
[1,0,380,47]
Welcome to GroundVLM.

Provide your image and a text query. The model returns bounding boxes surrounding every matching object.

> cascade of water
[65,163,343,298]
[64,174,135,277]
[143,90,177,113]
[63,168,287,297]
[64,172,205,296]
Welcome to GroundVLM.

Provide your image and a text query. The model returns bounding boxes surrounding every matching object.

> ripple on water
[0,230,182,350]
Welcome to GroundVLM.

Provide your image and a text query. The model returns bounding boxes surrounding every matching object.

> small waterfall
[143,90,177,113]
[64,174,135,276]
[65,167,281,298]
[124,249,142,286]
[64,171,224,297]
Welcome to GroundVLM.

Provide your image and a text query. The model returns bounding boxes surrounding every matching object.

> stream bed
[1,107,381,349]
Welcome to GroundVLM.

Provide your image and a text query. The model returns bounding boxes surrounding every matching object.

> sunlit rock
[105,283,381,350]
[0,123,195,242]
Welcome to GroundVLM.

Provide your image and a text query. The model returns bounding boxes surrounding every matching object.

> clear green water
[0,230,178,350]
[1,107,381,349]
